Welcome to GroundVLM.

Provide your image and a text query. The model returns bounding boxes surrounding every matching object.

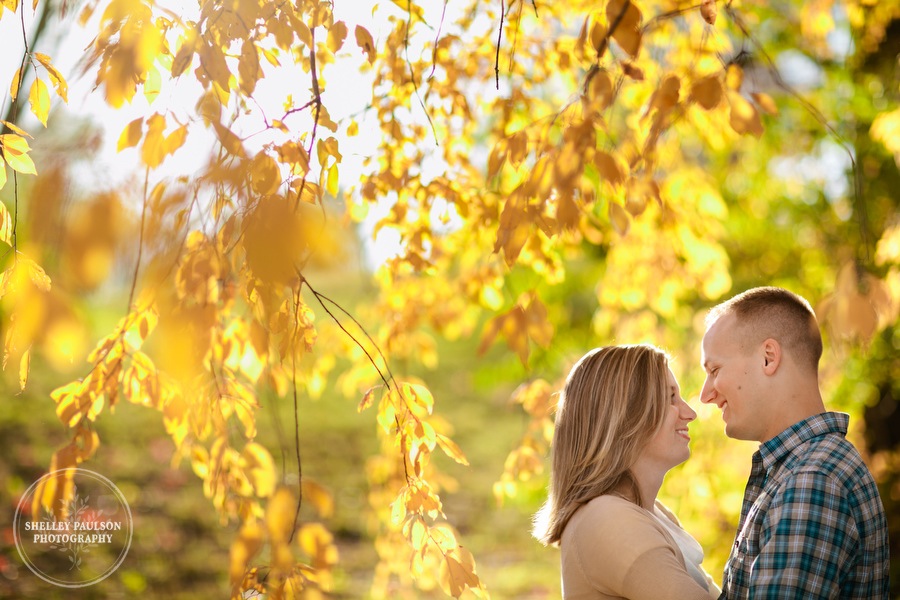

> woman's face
[637,367,697,472]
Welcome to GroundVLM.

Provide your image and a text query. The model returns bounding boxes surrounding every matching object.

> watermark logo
[13,468,133,588]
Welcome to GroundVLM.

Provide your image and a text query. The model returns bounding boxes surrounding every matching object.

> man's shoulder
[779,432,880,498]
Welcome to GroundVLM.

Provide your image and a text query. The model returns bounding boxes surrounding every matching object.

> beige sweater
[560,495,720,600]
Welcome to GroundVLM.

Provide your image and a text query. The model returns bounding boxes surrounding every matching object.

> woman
[534,344,720,599]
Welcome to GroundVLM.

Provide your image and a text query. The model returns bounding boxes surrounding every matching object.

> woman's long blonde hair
[533,344,671,546]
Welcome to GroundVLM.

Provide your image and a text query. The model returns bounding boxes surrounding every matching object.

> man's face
[700,313,764,441]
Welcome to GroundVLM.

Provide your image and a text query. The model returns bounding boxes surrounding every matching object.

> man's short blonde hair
[707,286,823,373]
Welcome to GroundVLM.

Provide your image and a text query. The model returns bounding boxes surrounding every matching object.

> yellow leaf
[212,122,245,157]
[621,61,645,80]
[0,159,6,191]
[391,0,424,20]
[241,442,277,497]
[0,201,13,245]
[325,163,339,196]
[28,79,51,127]
[0,134,37,175]
[261,47,280,67]
[583,68,613,114]
[301,479,334,518]
[34,52,68,102]
[0,120,29,137]
[117,117,144,151]
[871,108,900,160]
[277,141,309,175]
[751,92,778,115]
[229,520,263,586]
[327,20,348,54]
[728,91,764,137]
[436,433,469,466]
[198,41,232,91]
[645,74,681,118]
[701,0,717,25]
[439,548,481,598]
[493,198,529,266]
[594,150,625,186]
[609,201,630,235]
[238,39,260,96]
[590,20,608,55]
[606,0,642,58]
[250,152,281,195]
[487,138,507,179]
[144,65,161,104]
[24,258,52,291]
[298,523,338,568]
[402,382,434,418]
[358,387,376,412]
[19,346,30,390]
[355,25,375,64]
[171,30,197,77]
[266,486,297,544]
[164,124,188,155]
[689,75,723,110]
[9,67,21,101]
[725,64,743,90]
[141,113,166,167]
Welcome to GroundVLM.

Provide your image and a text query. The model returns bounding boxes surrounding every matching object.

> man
[700,286,890,599]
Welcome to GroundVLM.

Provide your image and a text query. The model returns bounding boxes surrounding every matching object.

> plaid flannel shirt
[719,412,890,599]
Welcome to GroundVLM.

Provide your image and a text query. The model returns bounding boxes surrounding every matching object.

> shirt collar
[755,412,850,471]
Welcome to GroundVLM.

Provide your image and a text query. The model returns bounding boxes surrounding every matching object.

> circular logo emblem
[13,468,133,588]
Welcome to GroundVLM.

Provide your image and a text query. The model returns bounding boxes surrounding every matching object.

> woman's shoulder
[567,495,656,535]
[563,495,678,566]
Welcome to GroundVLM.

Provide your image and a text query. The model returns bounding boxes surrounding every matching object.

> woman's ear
[762,338,780,375]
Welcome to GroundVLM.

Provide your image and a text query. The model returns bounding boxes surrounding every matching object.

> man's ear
[762,338,780,375]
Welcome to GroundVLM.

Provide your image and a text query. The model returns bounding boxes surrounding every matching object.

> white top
[652,503,712,592]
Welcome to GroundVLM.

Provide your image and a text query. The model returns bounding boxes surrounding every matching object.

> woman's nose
[680,398,697,421]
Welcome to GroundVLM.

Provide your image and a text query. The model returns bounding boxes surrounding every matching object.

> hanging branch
[288,282,304,542]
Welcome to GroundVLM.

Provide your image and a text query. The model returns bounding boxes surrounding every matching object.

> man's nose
[700,379,716,404]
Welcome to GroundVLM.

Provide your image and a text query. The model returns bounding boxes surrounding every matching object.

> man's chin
[724,423,754,442]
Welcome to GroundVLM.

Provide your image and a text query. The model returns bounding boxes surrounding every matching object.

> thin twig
[404,1,439,146]
[288,282,303,543]
[297,269,396,393]
[428,0,449,80]
[294,28,321,211]
[126,168,151,312]
[495,0,505,89]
